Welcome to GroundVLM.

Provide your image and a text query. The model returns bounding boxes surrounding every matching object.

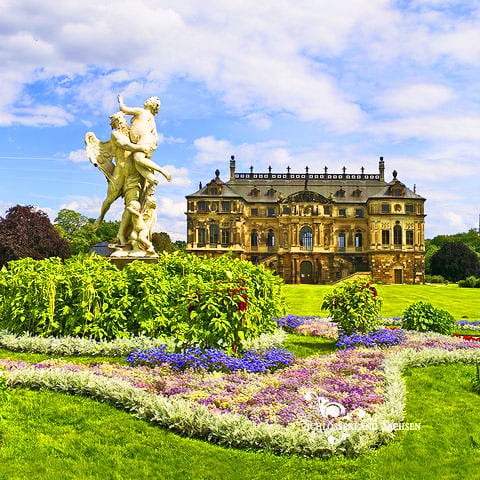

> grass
[283,283,480,319]
[0,363,479,479]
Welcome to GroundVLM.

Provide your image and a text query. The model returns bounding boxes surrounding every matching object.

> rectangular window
[198,228,206,245]
[267,207,276,217]
[355,208,364,218]
[251,208,259,216]
[282,206,291,214]
[324,205,332,215]
[209,224,219,244]
[221,202,231,213]
[406,229,414,245]
[338,233,346,249]
[338,208,347,218]
[221,229,231,245]
[382,229,390,245]
[405,204,415,214]
[197,201,208,213]
[381,204,390,214]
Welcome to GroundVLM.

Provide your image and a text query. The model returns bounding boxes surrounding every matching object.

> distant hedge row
[458,276,480,288]
[0,254,285,352]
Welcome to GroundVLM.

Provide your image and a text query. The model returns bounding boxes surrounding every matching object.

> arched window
[354,230,363,248]
[251,229,258,247]
[338,231,346,250]
[209,224,219,244]
[299,226,313,251]
[394,224,402,246]
[267,229,275,248]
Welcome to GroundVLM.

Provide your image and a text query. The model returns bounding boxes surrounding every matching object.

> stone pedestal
[108,256,159,270]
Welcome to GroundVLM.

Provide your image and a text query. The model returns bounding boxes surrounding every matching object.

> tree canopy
[430,242,480,281]
[54,209,120,255]
[0,205,70,267]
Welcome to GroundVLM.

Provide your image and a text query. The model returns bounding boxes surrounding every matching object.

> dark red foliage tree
[0,205,70,267]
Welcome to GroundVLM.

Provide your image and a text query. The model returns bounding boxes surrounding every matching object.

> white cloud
[68,149,88,163]
[245,113,272,130]
[372,115,480,142]
[193,136,292,171]
[60,196,107,218]
[379,84,455,113]
[159,164,191,187]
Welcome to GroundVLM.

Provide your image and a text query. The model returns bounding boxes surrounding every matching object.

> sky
[1,0,480,240]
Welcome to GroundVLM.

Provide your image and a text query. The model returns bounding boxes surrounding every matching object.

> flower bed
[336,329,405,349]
[0,330,286,357]
[126,346,294,373]
[277,316,338,339]
[1,330,480,457]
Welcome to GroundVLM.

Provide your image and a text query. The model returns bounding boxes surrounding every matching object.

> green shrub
[425,274,447,284]
[321,278,382,335]
[458,276,480,288]
[0,253,284,351]
[401,301,455,335]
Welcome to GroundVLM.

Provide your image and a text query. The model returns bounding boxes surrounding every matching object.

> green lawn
[1,361,479,479]
[284,284,480,319]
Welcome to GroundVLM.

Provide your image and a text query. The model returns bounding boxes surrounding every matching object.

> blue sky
[1,0,480,240]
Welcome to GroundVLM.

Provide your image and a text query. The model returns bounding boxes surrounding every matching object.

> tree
[0,205,70,267]
[429,229,480,254]
[54,209,119,255]
[54,209,89,236]
[174,240,187,250]
[151,232,175,253]
[424,242,440,274]
[430,242,480,281]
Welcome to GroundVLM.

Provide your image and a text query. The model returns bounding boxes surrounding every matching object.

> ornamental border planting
[2,347,480,457]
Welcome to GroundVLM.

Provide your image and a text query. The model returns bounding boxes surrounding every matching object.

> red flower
[238,301,247,312]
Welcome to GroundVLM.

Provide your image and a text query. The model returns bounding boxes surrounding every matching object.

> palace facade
[185,157,425,284]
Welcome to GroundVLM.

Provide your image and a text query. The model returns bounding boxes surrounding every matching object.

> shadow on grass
[283,334,337,358]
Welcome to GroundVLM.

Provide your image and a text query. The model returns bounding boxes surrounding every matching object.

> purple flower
[126,346,294,373]
[336,329,406,350]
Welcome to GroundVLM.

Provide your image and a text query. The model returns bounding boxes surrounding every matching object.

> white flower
[303,391,313,402]
[356,408,366,419]
[327,435,338,445]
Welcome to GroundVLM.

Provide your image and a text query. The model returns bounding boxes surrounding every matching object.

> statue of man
[85,95,172,256]
[87,112,150,230]
[117,94,171,186]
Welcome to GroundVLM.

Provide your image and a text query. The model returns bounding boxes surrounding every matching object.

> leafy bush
[126,346,294,373]
[425,274,447,284]
[401,301,455,335]
[458,276,480,288]
[321,278,382,335]
[0,253,284,352]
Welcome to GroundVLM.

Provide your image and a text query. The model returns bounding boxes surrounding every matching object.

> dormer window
[249,187,260,197]
[206,183,222,196]
[266,187,277,197]
[335,188,346,198]
[352,188,362,198]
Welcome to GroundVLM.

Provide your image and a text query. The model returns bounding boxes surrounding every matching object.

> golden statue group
[85,95,171,257]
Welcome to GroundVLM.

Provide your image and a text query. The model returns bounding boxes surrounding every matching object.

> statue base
[108,255,159,270]
[108,243,158,258]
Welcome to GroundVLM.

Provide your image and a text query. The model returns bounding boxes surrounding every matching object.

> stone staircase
[331,271,372,284]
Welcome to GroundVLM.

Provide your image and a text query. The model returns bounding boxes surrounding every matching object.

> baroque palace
[185,156,425,284]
